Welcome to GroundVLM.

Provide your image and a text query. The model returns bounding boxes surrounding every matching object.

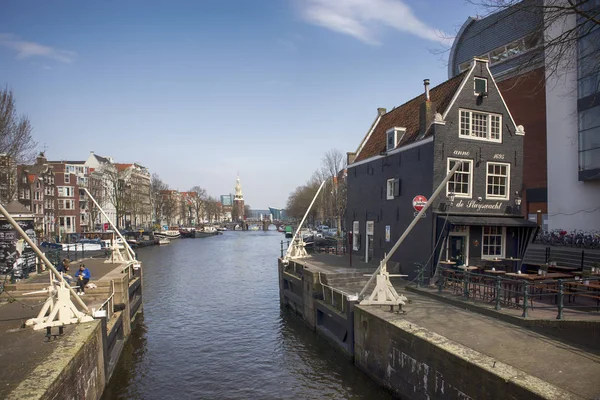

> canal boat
[284,225,293,238]
[154,230,181,239]
[179,228,196,238]
[158,238,171,245]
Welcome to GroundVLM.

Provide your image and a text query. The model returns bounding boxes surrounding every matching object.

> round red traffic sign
[412,195,428,212]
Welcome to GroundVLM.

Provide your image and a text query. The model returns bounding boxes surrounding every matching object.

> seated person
[74,264,91,295]
[57,258,74,283]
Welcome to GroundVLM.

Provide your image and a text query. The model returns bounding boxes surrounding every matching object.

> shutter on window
[393,179,400,197]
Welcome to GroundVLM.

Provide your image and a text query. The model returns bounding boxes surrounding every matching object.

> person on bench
[74,264,91,295]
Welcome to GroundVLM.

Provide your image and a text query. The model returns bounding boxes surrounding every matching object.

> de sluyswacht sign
[453,199,503,211]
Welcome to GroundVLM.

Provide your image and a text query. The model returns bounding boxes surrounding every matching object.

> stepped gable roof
[355,72,466,163]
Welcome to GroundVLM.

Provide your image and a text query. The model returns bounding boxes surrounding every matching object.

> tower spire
[234,175,243,200]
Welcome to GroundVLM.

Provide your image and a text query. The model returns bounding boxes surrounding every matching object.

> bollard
[522,282,529,318]
[495,276,501,311]
[463,271,470,299]
[556,279,564,320]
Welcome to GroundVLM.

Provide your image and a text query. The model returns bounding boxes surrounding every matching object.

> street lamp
[514,191,522,207]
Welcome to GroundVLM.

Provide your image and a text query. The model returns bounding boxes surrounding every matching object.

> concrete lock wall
[353,306,567,400]
[8,320,106,400]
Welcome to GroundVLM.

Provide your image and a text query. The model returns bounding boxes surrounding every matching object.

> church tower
[233,176,245,221]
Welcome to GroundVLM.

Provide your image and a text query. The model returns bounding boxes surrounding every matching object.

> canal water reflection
[102,231,395,400]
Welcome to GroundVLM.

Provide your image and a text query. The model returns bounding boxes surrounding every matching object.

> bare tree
[150,173,168,227]
[0,87,37,204]
[88,171,104,230]
[189,186,207,226]
[162,194,177,226]
[469,0,600,83]
[321,149,347,234]
[286,181,321,222]
[101,165,129,230]
[204,196,220,223]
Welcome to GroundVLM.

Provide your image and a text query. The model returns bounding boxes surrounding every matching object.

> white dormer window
[386,127,406,152]
[474,77,487,96]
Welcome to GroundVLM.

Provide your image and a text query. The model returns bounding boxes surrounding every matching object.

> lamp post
[514,191,522,214]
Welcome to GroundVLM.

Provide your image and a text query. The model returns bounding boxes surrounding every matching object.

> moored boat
[154,230,181,239]
[179,228,196,238]
[158,238,171,245]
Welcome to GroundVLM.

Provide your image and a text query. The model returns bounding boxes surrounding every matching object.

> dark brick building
[49,162,80,238]
[346,58,537,280]
[16,153,56,239]
[447,1,548,226]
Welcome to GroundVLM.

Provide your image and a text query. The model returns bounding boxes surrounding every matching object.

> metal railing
[96,280,116,321]
[280,238,346,258]
[318,272,356,314]
[436,266,600,320]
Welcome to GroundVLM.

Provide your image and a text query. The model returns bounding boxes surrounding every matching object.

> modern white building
[545,1,600,231]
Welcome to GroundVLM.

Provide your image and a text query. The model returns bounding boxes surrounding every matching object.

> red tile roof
[115,163,133,172]
[355,72,466,162]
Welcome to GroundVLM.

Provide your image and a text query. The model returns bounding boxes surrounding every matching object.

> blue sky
[0,0,482,209]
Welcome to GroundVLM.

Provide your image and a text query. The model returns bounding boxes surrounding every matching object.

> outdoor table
[484,270,506,275]
[547,265,580,272]
[504,273,572,305]
[564,281,600,308]
[503,257,521,273]
[572,271,600,277]
[485,258,505,269]
[439,260,456,267]
[458,266,479,271]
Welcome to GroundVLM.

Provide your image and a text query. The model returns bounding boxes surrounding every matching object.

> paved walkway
[366,291,600,399]
[298,253,378,274]
[0,256,129,399]
[16,257,127,285]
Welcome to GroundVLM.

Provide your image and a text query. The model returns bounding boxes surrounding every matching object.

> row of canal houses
[10,151,153,239]
[346,58,537,278]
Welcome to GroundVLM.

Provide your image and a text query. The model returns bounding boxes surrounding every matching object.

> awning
[442,215,539,261]
[443,215,539,228]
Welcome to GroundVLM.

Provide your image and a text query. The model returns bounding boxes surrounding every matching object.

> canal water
[102,230,395,400]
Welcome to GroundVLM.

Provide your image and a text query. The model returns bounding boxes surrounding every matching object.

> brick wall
[497,68,547,217]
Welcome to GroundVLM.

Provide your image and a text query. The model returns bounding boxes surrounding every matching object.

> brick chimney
[419,79,436,136]
[377,107,387,116]
[347,152,357,165]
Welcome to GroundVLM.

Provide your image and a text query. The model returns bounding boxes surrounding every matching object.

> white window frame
[459,108,502,143]
[386,127,406,152]
[481,226,506,260]
[474,77,488,95]
[446,158,473,199]
[486,162,510,200]
[386,178,395,200]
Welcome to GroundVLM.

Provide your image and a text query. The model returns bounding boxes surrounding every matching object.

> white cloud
[297,0,450,46]
[0,33,76,63]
